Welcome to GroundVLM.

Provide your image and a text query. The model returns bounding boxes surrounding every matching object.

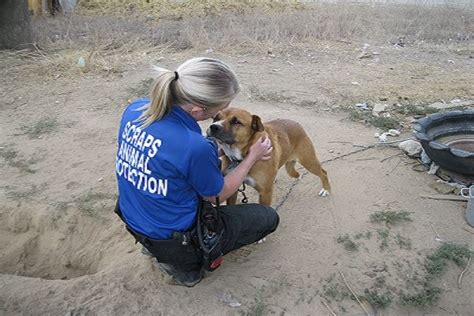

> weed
[401,243,472,307]
[247,287,267,316]
[400,284,441,307]
[348,108,400,129]
[374,275,386,288]
[322,274,350,302]
[425,243,472,280]
[354,231,372,240]
[19,117,60,139]
[0,145,37,173]
[336,234,359,251]
[395,233,412,250]
[395,104,439,117]
[369,116,400,130]
[363,289,393,309]
[377,229,390,251]
[370,210,412,227]
[348,108,371,123]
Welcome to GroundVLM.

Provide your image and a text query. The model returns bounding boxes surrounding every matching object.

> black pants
[219,203,280,255]
[154,203,279,285]
[117,202,279,284]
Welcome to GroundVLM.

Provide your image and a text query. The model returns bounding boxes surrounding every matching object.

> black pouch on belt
[114,200,202,266]
[197,197,225,271]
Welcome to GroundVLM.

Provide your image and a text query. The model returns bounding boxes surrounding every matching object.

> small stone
[387,129,400,136]
[372,103,387,116]
[398,140,422,157]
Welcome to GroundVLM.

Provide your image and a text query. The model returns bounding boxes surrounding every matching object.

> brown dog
[207,107,330,206]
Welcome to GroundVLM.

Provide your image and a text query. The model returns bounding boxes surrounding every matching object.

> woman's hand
[248,136,273,162]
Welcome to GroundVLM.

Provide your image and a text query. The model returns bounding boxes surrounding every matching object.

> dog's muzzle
[207,123,234,145]
[208,123,223,135]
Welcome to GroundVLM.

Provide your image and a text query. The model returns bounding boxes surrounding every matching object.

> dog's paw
[256,237,266,244]
[318,189,330,197]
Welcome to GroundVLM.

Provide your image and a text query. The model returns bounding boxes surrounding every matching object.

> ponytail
[137,67,176,128]
[137,57,240,128]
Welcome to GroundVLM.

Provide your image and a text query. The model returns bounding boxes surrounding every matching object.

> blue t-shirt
[115,98,224,239]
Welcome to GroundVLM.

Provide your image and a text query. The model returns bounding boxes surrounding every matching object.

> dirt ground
[1,31,473,315]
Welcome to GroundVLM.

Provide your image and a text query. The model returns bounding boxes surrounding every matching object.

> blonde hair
[138,57,240,127]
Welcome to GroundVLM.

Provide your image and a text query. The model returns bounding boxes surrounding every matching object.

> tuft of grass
[395,233,412,250]
[369,116,400,130]
[247,288,267,316]
[354,231,372,240]
[322,274,350,302]
[425,243,472,280]
[400,284,442,307]
[363,289,393,309]
[348,108,400,129]
[401,243,472,307]
[370,210,412,227]
[377,229,390,251]
[0,145,38,173]
[395,104,439,117]
[336,234,359,251]
[19,117,60,139]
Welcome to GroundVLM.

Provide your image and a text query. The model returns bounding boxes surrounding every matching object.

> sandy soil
[0,39,473,315]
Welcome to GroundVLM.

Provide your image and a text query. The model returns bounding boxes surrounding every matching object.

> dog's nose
[210,124,222,133]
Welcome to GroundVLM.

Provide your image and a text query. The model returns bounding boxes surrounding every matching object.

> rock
[429,181,456,194]
[372,103,387,116]
[399,140,422,157]
[387,129,400,136]
[77,57,86,68]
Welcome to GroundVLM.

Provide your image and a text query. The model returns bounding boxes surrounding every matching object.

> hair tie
[174,71,179,81]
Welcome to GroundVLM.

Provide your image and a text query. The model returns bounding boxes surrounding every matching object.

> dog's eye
[230,117,241,125]
[213,115,221,122]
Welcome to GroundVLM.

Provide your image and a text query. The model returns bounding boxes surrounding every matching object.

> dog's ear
[251,115,264,132]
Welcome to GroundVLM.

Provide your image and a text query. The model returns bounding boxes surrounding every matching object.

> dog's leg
[285,160,300,178]
[297,140,331,197]
[226,192,238,205]
[258,186,274,206]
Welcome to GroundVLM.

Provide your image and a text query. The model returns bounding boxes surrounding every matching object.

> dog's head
[206,107,264,152]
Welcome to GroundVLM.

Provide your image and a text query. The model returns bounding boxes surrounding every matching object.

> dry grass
[77,0,303,19]
[2,2,471,77]
[33,2,473,52]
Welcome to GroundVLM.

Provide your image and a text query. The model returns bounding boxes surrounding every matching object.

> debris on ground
[399,139,422,157]
[355,102,369,110]
[429,181,457,195]
[217,292,241,308]
[372,103,388,117]
[374,129,400,142]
